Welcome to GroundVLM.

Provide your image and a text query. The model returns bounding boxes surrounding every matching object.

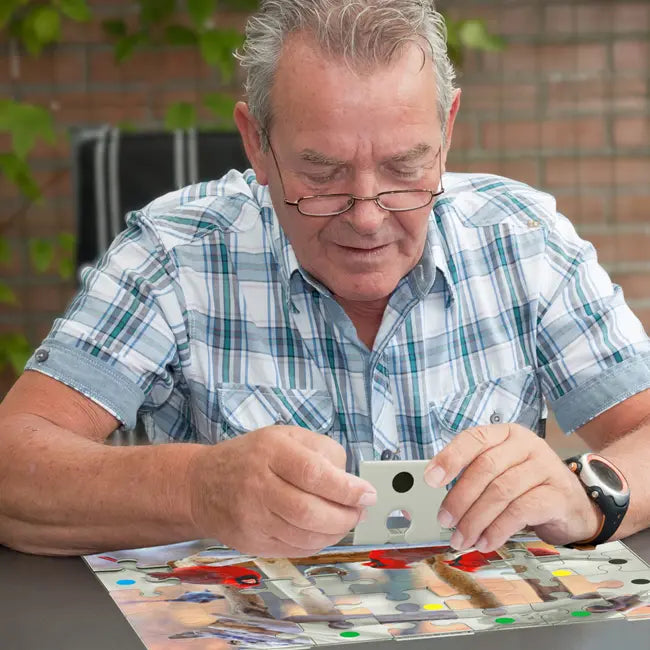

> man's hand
[424,423,602,552]
[188,426,377,557]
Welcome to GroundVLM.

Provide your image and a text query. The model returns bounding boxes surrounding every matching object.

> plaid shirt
[27,170,650,472]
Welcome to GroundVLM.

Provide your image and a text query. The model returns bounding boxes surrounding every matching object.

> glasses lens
[298,195,355,216]
[378,191,434,211]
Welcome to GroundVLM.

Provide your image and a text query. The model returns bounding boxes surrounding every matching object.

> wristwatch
[564,453,630,548]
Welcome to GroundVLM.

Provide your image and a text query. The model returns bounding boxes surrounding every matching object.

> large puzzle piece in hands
[85,538,650,649]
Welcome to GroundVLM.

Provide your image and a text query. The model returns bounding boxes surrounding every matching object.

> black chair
[72,128,249,443]
[73,128,249,266]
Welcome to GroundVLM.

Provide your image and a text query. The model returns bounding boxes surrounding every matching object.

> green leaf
[0,153,41,201]
[0,237,11,265]
[30,6,61,43]
[0,333,33,375]
[138,0,176,26]
[188,0,216,28]
[102,18,127,38]
[114,32,147,62]
[0,281,17,305]
[58,257,75,280]
[458,19,505,52]
[0,101,56,159]
[164,24,197,46]
[218,0,258,9]
[199,28,242,80]
[57,0,91,22]
[29,238,54,273]
[202,92,235,121]
[0,0,24,29]
[164,102,197,130]
[57,232,76,254]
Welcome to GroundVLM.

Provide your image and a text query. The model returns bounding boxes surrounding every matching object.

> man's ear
[441,88,462,173]
[234,101,270,185]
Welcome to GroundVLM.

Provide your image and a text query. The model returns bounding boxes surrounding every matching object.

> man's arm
[576,386,650,539]
[0,371,204,555]
[0,372,374,557]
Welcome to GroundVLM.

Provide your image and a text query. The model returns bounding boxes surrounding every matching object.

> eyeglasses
[265,134,445,217]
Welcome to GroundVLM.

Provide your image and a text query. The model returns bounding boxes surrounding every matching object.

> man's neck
[334,295,389,350]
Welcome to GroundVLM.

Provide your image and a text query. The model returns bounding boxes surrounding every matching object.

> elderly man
[1,0,649,558]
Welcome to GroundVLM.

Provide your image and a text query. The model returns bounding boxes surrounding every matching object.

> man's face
[261,35,449,304]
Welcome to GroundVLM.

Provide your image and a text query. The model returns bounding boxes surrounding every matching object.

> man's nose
[342,195,388,235]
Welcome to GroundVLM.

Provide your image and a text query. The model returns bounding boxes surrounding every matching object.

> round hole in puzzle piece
[608,559,627,565]
[116,579,136,586]
[340,631,361,638]
[494,617,515,625]
[423,604,445,611]
[396,603,421,613]
[392,471,414,493]
[632,578,650,585]
[571,611,591,618]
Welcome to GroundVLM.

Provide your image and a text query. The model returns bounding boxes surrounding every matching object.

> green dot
[571,611,591,617]
[340,631,361,638]
[495,617,516,625]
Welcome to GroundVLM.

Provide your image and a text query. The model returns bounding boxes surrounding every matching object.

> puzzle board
[84,536,650,649]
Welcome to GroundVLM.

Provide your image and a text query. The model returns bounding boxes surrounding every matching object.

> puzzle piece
[388,620,473,638]
[94,560,177,597]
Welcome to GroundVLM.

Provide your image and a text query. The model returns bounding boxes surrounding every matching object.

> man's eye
[391,168,420,179]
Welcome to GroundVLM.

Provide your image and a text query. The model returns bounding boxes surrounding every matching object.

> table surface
[2,531,650,650]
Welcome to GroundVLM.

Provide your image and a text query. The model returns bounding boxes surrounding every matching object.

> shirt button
[490,411,502,424]
[380,449,394,461]
[34,348,49,363]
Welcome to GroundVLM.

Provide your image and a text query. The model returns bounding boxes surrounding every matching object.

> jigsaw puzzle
[85,537,650,649]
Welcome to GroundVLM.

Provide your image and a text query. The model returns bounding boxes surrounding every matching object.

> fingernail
[475,535,488,553]
[358,491,377,507]
[424,465,446,488]
[450,530,464,550]
[437,508,454,528]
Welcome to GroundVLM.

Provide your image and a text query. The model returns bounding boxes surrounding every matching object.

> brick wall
[0,0,649,398]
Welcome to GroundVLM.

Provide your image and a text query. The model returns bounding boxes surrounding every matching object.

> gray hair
[236,0,456,149]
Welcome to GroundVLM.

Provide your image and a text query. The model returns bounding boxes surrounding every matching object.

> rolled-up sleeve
[535,213,650,433]
[24,212,188,429]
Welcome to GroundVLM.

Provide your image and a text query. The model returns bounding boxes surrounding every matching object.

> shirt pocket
[215,383,335,438]
[430,366,542,446]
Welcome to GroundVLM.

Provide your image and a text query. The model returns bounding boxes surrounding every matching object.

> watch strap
[564,454,629,548]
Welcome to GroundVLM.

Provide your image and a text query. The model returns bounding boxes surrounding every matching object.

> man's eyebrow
[298,149,347,166]
[388,143,433,164]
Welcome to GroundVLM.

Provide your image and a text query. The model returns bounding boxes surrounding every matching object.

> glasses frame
[264,132,445,217]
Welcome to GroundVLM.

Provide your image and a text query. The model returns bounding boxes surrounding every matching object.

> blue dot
[117,579,136,586]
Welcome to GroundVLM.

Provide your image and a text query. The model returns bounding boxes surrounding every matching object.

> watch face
[590,458,623,490]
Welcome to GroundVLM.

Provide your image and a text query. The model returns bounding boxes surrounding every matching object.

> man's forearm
[593,424,650,539]
[0,414,205,555]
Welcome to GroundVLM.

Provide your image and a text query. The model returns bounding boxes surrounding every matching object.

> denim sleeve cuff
[551,352,650,433]
[24,339,144,430]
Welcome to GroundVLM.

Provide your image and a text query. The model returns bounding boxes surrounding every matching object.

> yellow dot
[424,604,445,611]
[552,569,572,577]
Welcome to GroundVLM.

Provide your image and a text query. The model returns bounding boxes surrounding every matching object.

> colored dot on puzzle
[632,578,650,585]
[495,617,515,625]
[571,611,591,618]
[116,579,136,586]
[423,604,444,611]
[552,569,573,577]
[609,559,627,565]
[340,632,360,638]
